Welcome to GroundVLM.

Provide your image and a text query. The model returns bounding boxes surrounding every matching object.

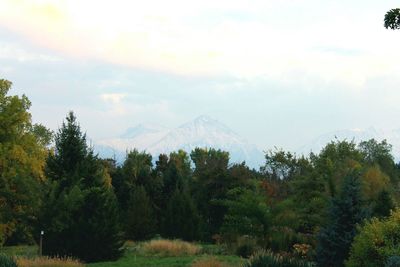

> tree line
[1,79,399,266]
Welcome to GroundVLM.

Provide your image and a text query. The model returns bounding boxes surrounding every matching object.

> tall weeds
[16,257,83,267]
[142,239,201,256]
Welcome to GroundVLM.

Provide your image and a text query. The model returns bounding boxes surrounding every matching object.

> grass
[87,254,241,267]
[0,241,243,267]
[88,240,242,267]
[0,245,38,258]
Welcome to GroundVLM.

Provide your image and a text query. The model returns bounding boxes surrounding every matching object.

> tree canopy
[384,8,400,30]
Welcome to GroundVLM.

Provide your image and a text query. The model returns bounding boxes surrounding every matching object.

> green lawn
[88,254,242,267]
[0,243,243,267]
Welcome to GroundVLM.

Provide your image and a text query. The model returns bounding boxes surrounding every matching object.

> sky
[1,0,400,151]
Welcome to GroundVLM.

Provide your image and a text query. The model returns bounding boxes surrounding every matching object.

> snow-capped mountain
[298,127,400,162]
[95,115,265,169]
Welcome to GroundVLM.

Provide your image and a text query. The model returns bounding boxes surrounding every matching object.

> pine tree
[163,189,200,241]
[125,186,156,240]
[76,187,123,262]
[316,174,365,267]
[40,112,123,262]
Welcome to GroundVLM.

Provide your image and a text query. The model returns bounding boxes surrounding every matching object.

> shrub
[202,244,229,255]
[0,254,17,267]
[191,257,229,267]
[16,256,83,267]
[293,244,312,260]
[243,250,315,267]
[346,209,400,267]
[385,256,400,267]
[268,227,305,252]
[142,239,201,256]
[235,236,260,258]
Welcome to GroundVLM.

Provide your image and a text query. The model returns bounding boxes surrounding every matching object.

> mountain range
[95,116,400,169]
[95,115,265,169]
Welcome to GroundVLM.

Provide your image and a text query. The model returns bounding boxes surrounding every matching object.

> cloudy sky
[1,0,399,150]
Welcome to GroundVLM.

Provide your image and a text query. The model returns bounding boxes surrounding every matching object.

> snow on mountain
[95,123,170,161]
[94,115,265,169]
[298,127,400,162]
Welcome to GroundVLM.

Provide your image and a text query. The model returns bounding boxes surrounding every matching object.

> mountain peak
[178,115,237,135]
[96,115,265,168]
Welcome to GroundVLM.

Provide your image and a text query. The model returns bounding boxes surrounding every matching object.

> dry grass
[142,239,201,256]
[17,257,84,267]
[191,257,230,267]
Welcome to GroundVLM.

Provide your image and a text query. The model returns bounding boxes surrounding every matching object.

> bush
[16,256,83,267]
[0,254,17,267]
[243,250,315,267]
[268,227,305,252]
[141,239,201,256]
[385,256,400,267]
[346,209,400,267]
[235,236,260,258]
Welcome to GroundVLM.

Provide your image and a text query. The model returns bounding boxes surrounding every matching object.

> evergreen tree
[125,186,156,240]
[373,189,394,218]
[163,189,200,241]
[77,187,123,262]
[316,174,365,267]
[40,112,123,262]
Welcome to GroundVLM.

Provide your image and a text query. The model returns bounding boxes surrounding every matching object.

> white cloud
[1,0,400,89]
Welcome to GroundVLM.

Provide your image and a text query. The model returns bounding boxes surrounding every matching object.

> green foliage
[346,209,400,267]
[125,186,156,240]
[267,227,303,253]
[163,190,200,241]
[40,112,123,262]
[160,150,192,209]
[219,187,270,241]
[359,139,394,167]
[384,8,400,30]
[316,174,365,267]
[235,236,260,258]
[261,150,300,181]
[311,139,363,197]
[191,148,230,239]
[373,190,395,218]
[77,187,124,262]
[285,172,327,235]
[0,253,17,267]
[385,256,400,267]
[0,79,51,245]
[243,250,314,267]
[359,139,399,201]
[115,150,162,233]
